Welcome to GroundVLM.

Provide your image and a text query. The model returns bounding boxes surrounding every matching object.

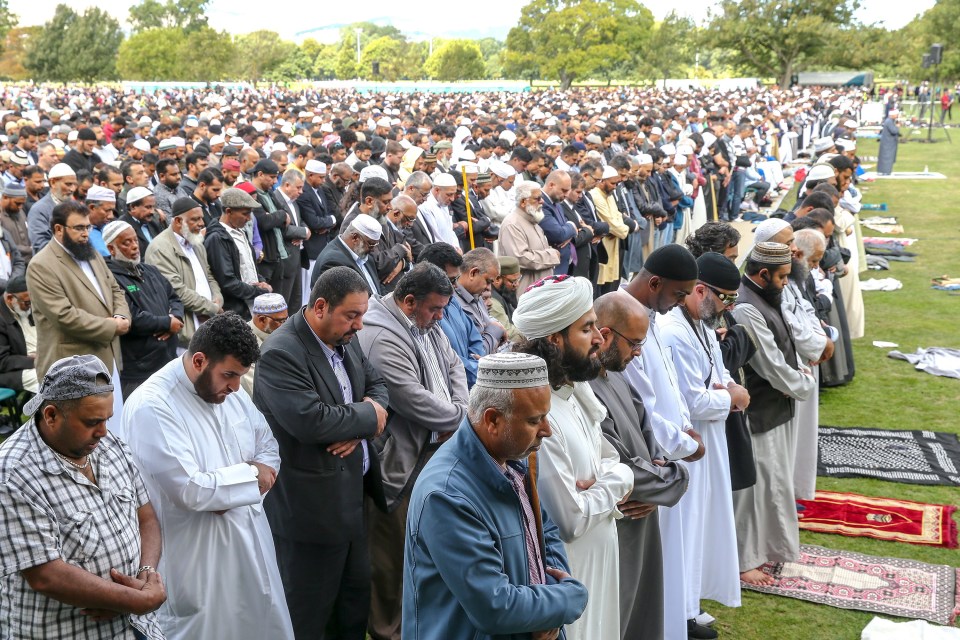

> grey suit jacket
[590,370,688,506]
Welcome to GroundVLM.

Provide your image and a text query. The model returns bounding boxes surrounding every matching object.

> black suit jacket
[120,213,166,257]
[296,184,338,261]
[561,200,595,278]
[254,311,389,543]
[0,302,32,390]
[309,236,383,296]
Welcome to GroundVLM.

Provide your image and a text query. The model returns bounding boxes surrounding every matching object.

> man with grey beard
[660,252,749,637]
[145,197,223,348]
[105,220,184,399]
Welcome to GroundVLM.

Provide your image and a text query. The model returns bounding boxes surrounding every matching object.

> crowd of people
[0,82,878,640]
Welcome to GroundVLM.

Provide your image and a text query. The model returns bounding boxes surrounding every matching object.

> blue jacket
[403,422,588,640]
[439,297,484,387]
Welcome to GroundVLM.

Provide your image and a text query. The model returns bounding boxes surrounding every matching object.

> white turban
[513,276,595,339]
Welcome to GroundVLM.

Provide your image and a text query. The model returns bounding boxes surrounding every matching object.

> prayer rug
[797,491,958,548]
[817,427,960,487]
[742,545,960,625]
[861,171,947,180]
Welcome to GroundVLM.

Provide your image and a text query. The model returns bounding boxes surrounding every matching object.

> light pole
[355,28,363,78]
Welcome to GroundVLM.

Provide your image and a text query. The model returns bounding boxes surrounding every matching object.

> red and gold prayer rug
[742,545,960,626]
[797,491,959,549]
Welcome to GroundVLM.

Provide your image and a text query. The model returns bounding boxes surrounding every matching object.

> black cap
[171,197,201,217]
[696,252,741,291]
[251,159,280,176]
[77,127,97,141]
[643,244,698,281]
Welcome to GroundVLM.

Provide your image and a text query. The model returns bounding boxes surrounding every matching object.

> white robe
[781,281,828,500]
[538,382,633,640]
[121,358,294,640]
[834,208,865,339]
[624,310,697,640]
[661,308,742,614]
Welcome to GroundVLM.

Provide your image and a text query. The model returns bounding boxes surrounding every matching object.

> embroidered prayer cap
[697,252,741,291]
[754,217,791,244]
[102,220,133,245]
[642,244,699,281]
[475,352,550,390]
[126,186,153,205]
[476,172,491,185]
[813,137,835,153]
[750,241,792,266]
[48,163,76,180]
[85,185,116,203]
[9,150,29,166]
[252,293,288,315]
[24,355,114,417]
[2,183,26,198]
[513,275,595,340]
[433,172,457,188]
[601,165,619,180]
[805,163,835,185]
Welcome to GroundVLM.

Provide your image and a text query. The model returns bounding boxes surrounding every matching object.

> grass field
[709,131,960,638]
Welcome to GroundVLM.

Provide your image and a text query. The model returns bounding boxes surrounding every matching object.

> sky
[12,0,937,42]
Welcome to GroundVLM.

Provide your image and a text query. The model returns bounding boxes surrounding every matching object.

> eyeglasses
[703,283,738,306]
[65,224,93,232]
[448,273,461,287]
[608,327,646,352]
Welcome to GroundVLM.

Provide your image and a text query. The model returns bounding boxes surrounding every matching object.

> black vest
[737,275,799,434]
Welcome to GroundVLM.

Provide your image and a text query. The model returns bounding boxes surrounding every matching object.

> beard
[62,234,98,261]
[598,340,629,373]
[194,367,228,404]
[759,276,784,308]
[113,252,141,268]
[563,343,602,382]
[699,297,723,329]
[181,230,204,246]
[790,257,809,284]
[524,203,544,222]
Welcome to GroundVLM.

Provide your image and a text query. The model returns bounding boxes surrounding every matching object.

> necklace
[54,451,90,470]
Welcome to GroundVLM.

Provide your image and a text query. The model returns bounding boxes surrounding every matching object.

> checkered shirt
[0,421,164,639]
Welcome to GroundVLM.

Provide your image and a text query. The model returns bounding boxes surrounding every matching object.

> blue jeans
[726,169,747,220]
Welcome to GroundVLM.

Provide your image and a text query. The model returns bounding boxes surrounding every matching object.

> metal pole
[928,66,937,143]
[355,28,362,67]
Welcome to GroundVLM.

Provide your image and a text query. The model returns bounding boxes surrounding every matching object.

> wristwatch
[249,464,259,478]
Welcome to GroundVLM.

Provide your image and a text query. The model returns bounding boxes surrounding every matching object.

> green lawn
[710,133,960,638]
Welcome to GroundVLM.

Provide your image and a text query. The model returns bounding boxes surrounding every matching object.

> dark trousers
[120,378,145,401]
[273,534,370,640]
[367,494,409,640]
[280,250,303,312]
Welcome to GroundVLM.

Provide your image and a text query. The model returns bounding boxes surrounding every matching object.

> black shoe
[688,619,719,639]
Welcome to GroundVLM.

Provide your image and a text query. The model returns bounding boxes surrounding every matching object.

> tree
[129,0,209,33]
[640,12,697,86]
[233,30,295,83]
[313,43,338,80]
[178,27,235,81]
[360,35,413,81]
[707,0,859,86]
[0,26,39,80]
[476,37,505,79]
[503,0,654,89]
[117,28,184,80]
[0,0,15,58]
[333,22,407,79]
[424,40,486,81]
[902,0,960,81]
[25,5,123,82]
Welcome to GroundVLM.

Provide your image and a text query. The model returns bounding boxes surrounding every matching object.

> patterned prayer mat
[742,545,960,625]
[817,427,960,486]
[798,491,958,548]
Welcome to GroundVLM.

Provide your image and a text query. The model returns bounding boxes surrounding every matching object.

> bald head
[595,291,650,372]
[543,169,571,203]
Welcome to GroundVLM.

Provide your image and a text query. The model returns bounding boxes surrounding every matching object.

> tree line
[0,0,957,85]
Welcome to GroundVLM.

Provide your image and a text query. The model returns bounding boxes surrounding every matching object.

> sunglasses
[703,283,738,306]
